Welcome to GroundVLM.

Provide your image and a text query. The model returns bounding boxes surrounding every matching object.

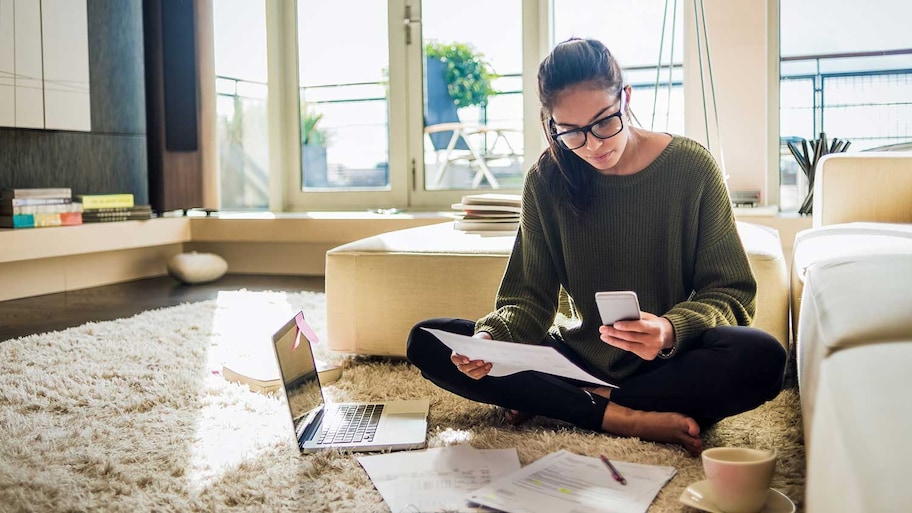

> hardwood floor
[0,274,325,342]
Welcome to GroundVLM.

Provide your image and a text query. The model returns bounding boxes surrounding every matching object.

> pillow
[166,251,228,284]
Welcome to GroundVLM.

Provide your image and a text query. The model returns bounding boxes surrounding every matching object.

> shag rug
[0,290,805,512]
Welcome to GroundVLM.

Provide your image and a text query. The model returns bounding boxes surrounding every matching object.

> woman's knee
[710,327,787,388]
[740,329,788,395]
[405,317,471,366]
[405,318,438,364]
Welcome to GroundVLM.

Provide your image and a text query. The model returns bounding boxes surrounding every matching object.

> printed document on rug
[357,444,520,513]
[467,450,676,513]
[423,328,616,387]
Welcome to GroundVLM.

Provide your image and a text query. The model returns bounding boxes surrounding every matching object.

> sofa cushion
[790,222,912,342]
[797,252,912,431]
[813,152,912,228]
[805,342,912,512]
[736,221,789,349]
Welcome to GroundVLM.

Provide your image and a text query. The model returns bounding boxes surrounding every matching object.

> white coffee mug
[702,447,777,513]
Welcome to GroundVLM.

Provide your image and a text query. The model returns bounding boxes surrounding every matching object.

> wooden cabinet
[0,0,13,126]
[0,0,91,131]
[41,0,91,130]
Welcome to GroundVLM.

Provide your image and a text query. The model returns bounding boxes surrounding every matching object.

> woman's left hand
[599,312,676,360]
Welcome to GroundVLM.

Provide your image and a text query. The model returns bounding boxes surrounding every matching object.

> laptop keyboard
[316,404,384,445]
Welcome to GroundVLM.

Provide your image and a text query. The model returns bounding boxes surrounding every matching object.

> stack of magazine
[451,193,521,236]
[76,194,154,223]
[0,188,82,229]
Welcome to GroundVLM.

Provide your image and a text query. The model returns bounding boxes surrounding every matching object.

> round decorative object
[166,251,228,284]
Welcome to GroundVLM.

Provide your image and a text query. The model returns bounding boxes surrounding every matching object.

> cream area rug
[0,290,805,512]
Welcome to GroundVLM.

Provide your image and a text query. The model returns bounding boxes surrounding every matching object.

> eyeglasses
[550,92,626,150]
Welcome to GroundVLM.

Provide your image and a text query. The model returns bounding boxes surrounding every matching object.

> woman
[406,38,786,456]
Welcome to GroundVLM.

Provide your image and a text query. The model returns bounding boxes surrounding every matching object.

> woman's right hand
[451,331,494,380]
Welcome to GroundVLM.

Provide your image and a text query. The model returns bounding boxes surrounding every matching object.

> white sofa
[791,152,912,512]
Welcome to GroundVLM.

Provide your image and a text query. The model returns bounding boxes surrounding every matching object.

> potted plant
[425,41,497,109]
[301,105,329,187]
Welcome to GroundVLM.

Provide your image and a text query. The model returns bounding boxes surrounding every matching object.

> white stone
[166,251,228,284]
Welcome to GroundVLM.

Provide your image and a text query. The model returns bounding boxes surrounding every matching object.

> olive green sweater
[475,136,756,383]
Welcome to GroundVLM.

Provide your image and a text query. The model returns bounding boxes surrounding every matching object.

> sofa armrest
[813,152,912,228]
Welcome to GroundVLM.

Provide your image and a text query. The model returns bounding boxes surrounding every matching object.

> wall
[684,0,779,206]
[0,0,148,204]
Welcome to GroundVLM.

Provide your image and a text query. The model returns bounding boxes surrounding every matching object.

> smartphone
[595,291,641,325]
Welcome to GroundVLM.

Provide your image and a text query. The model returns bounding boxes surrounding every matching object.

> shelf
[0,218,191,264]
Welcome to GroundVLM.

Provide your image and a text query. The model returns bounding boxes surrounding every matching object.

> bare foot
[601,402,703,456]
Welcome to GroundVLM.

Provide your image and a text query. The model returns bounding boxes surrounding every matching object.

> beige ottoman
[325,221,789,356]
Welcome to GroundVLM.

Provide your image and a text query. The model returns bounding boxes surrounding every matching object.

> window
[779,0,912,212]
[218,1,830,213]
[287,0,528,211]
[212,0,270,210]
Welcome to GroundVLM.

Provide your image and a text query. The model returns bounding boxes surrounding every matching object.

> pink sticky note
[294,311,320,345]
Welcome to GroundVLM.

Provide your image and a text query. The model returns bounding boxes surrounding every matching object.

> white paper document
[467,450,677,513]
[357,444,521,513]
[423,328,616,387]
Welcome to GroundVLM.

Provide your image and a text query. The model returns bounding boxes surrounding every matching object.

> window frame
[263,0,549,212]
[245,0,786,213]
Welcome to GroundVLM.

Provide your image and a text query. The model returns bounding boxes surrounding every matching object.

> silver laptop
[271,312,429,453]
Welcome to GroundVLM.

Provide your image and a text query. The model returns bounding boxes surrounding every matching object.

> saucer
[679,479,795,513]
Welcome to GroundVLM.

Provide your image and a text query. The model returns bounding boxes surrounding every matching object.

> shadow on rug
[0,291,804,512]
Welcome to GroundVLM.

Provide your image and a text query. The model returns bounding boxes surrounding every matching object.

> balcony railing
[215,48,911,207]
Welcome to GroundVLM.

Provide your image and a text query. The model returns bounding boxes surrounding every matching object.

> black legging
[406,318,787,430]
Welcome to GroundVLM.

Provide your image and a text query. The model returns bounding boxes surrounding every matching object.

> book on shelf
[0,188,72,200]
[81,204,152,214]
[82,215,154,223]
[451,202,522,215]
[0,197,72,207]
[0,211,82,229]
[75,193,135,209]
[454,220,520,232]
[81,205,154,222]
[452,193,521,234]
[459,229,520,237]
[0,202,83,216]
[460,193,522,207]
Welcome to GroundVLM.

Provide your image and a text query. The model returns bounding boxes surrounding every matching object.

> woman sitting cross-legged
[406,37,786,457]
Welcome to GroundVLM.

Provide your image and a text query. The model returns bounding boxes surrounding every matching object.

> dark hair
[535,38,627,215]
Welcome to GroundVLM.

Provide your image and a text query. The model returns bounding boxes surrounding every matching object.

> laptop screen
[272,314,324,437]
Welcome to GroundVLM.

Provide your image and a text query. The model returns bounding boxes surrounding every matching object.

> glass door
[289,0,407,210]
[409,0,525,207]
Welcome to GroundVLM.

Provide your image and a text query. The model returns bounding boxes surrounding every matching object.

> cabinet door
[0,0,13,126]
[14,0,44,129]
[41,0,91,131]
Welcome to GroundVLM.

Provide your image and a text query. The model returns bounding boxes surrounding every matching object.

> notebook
[271,312,429,453]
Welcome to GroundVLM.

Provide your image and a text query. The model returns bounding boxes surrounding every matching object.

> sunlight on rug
[0,291,805,512]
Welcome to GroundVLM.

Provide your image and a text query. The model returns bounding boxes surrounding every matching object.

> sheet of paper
[357,444,521,513]
[423,328,616,387]
[467,450,676,513]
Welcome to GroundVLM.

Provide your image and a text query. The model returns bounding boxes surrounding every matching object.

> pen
[600,454,627,485]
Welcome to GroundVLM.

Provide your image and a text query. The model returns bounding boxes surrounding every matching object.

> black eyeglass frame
[550,90,627,150]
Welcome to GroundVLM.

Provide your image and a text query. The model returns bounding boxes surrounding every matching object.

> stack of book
[76,194,154,223]
[451,193,521,236]
[0,188,83,229]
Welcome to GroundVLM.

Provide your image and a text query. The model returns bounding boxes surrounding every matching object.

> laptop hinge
[298,405,324,445]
